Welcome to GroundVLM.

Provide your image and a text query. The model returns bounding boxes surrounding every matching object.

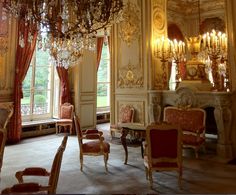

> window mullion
[30,52,37,120]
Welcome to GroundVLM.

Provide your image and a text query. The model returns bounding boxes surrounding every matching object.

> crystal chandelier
[2,0,123,68]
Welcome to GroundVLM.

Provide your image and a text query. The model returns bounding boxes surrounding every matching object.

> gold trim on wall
[117,62,144,88]
[119,0,141,47]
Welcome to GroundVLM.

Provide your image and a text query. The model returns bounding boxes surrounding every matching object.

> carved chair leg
[148,169,153,189]
[69,125,73,135]
[145,167,148,180]
[56,124,58,134]
[80,153,83,171]
[104,153,109,172]
[178,166,182,189]
[110,130,114,140]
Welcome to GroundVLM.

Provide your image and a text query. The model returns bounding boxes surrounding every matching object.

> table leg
[121,127,129,164]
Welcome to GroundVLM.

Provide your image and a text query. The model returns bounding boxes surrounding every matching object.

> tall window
[21,47,59,121]
[97,42,110,113]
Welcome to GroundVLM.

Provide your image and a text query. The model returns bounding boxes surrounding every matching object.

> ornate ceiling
[168,0,225,15]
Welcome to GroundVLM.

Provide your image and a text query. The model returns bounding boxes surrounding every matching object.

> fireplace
[149,87,233,159]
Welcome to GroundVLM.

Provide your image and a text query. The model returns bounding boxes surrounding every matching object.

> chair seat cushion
[182,134,205,146]
[182,126,205,134]
[56,119,73,124]
[82,141,110,153]
[144,156,178,168]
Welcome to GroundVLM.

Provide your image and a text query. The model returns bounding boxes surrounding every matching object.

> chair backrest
[118,105,135,123]
[163,106,206,133]
[74,115,83,149]
[146,123,182,167]
[60,103,74,119]
[0,102,14,129]
[0,128,7,172]
[48,135,68,194]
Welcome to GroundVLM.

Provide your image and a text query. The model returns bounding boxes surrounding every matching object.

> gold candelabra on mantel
[171,39,186,89]
[202,30,228,91]
[154,36,172,90]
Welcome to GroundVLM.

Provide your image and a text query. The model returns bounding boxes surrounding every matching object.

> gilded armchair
[74,115,110,172]
[56,103,74,134]
[164,106,206,158]
[110,105,135,139]
[144,123,182,189]
[1,135,68,194]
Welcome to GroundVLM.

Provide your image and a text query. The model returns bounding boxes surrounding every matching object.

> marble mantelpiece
[148,87,233,159]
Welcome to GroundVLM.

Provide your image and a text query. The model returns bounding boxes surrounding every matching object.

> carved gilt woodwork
[117,63,143,88]
[119,0,141,47]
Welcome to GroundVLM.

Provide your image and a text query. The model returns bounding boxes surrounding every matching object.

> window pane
[34,66,51,90]
[36,49,50,66]
[97,41,110,111]
[33,90,51,114]
[97,83,109,107]
[21,90,31,116]
[97,44,110,82]
[22,67,32,116]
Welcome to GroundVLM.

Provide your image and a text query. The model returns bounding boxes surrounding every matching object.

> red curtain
[8,19,37,143]
[56,66,71,105]
[96,37,104,71]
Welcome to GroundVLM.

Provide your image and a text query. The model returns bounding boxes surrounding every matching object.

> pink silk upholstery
[164,108,205,133]
[164,106,206,158]
[82,141,110,153]
[110,105,135,139]
[119,105,134,123]
[74,115,110,171]
[60,105,73,119]
[56,103,74,134]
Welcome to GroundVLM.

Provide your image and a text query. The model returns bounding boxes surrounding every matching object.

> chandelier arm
[3,0,124,69]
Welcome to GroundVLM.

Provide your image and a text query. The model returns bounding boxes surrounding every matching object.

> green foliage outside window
[97,42,110,108]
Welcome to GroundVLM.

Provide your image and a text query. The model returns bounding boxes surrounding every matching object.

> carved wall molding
[119,0,141,47]
[152,0,166,36]
[154,74,164,89]
[117,63,144,88]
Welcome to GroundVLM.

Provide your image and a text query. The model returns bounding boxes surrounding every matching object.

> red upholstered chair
[110,105,135,139]
[74,115,110,172]
[1,135,68,194]
[56,103,74,134]
[144,123,182,189]
[164,106,206,158]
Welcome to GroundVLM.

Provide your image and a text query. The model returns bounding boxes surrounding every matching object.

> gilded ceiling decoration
[0,2,8,56]
[167,0,225,15]
[153,0,166,35]
[119,0,141,47]
[117,63,143,88]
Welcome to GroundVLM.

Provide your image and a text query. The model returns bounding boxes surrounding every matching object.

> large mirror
[166,0,227,91]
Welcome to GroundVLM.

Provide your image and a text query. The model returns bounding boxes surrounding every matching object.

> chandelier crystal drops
[3,0,123,68]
